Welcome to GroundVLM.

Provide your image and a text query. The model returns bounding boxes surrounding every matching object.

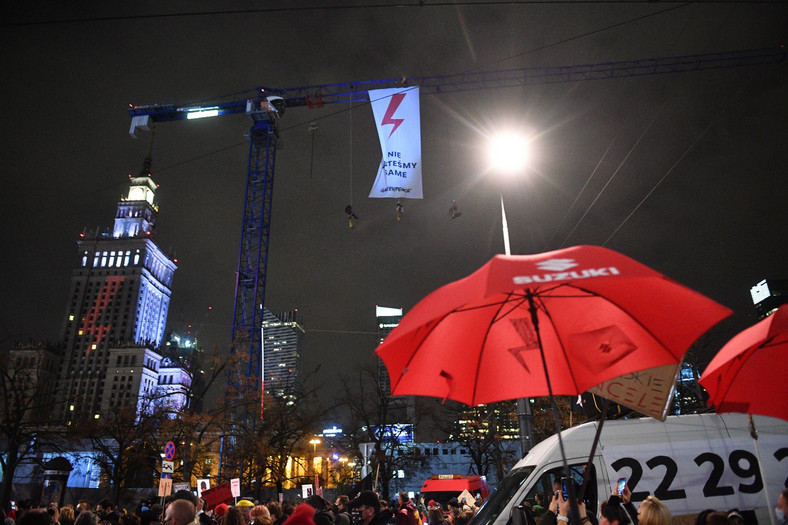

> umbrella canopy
[376,245,732,406]
[699,304,788,421]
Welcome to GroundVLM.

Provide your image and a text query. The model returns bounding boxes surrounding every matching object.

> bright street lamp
[488,132,531,175]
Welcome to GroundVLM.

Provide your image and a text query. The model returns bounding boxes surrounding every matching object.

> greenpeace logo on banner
[513,258,620,285]
[368,87,423,199]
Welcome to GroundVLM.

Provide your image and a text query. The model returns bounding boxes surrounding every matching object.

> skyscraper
[261,308,304,400]
[55,168,178,421]
[376,305,403,397]
[375,305,416,426]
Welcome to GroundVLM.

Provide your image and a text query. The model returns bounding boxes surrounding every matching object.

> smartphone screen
[617,477,627,495]
[561,477,570,500]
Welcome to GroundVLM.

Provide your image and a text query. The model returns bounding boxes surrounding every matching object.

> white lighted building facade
[55,172,180,421]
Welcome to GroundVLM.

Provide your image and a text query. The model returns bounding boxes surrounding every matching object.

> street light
[309,438,321,477]
[487,130,534,455]
[488,131,531,175]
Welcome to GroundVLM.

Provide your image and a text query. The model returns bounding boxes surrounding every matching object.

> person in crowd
[777,489,788,525]
[74,510,97,525]
[332,497,350,525]
[164,501,196,525]
[223,509,245,525]
[235,503,254,525]
[75,504,92,517]
[213,505,229,525]
[446,500,460,525]
[538,487,597,525]
[194,499,213,525]
[281,504,294,524]
[266,503,284,525]
[599,500,625,525]
[415,498,427,521]
[426,508,447,525]
[304,496,334,525]
[97,500,119,525]
[250,506,272,525]
[46,506,59,525]
[377,502,397,525]
[348,491,393,525]
[533,494,546,517]
[396,493,416,525]
[603,483,637,525]
[636,497,669,525]
[699,512,728,525]
[556,490,588,525]
[142,504,163,525]
[59,506,75,525]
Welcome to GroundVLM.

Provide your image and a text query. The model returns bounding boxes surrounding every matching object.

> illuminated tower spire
[113,130,159,239]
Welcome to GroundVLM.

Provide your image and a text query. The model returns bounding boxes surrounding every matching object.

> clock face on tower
[128,187,144,201]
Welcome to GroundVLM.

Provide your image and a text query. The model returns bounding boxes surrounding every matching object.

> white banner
[368,87,423,199]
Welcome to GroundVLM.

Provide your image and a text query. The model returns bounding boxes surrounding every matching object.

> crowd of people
[0,489,475,525]
[2,486,786,525]
[507,482,788,525]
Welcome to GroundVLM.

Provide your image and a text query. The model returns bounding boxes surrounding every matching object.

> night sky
[3,2,786,409]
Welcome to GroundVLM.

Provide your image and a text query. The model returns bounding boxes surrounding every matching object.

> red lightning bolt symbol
[80,275,124,357]
[381,93,406,138]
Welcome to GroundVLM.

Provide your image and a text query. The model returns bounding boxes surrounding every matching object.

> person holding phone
[604,480,638,525]
[537,487,596,525]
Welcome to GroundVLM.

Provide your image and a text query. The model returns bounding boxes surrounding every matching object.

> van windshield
[469,466,534,525]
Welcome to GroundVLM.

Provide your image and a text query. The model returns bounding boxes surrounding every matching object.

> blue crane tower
[127,46,784,411]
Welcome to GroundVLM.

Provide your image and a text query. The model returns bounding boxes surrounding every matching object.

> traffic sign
[162,460,174,474]
[164,441,176,461]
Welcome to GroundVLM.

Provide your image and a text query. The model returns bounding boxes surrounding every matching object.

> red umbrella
[699,304,788,421]
[376,245,732,406]
[698,304,788,525]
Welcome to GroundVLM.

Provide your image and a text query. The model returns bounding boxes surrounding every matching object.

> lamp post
[488,131,534,456]
[309,438,320,476]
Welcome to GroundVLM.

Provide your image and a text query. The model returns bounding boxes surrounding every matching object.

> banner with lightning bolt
[368,87,423,199]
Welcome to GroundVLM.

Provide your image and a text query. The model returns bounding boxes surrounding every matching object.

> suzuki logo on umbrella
[536,258,579,272]
[512,262,621,285]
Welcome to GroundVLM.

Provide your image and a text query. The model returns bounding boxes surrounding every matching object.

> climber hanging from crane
[450,199,461,219]
[345,205,359,228]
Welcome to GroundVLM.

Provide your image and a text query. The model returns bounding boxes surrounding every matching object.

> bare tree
[70,396,162,503]
[0,342,62,510]
[155,343,234,485]
[337,363,427,499]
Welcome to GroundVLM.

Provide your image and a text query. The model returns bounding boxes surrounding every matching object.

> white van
[470,413,787,525]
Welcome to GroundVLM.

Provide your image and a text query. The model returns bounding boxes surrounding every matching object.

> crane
[127,46,784,405]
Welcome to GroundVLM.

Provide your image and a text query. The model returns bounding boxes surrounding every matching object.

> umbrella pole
[749,414,776,525]
[528,293,582,525]
[578,398,609,501]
